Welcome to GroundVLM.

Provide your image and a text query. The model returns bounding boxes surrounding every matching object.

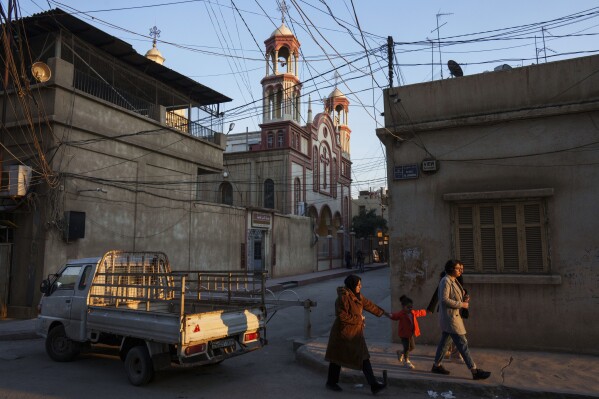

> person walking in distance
[325,275,388,394]
[430,260,491,380]
[356,249,364,273]
[388,295,428,370]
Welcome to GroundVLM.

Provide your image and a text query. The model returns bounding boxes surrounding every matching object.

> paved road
[0,268,485,398]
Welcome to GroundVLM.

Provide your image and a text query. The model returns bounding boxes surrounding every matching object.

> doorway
[248,229,265,271]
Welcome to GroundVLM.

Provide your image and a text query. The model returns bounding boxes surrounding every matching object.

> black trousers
[327,360,377,386]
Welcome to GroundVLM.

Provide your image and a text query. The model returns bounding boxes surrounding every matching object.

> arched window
[219,182,233,205]
[335,104,345,125]
[332,157,337,198]
[264,179,275,209]
[275,87,283,118]
[277,131,284,147]
[320,145,330,191]
[312,146,318,191]
[294,92,301,122]
[266,87,274,120]
[267,132,274,149]
[277,46,290,74]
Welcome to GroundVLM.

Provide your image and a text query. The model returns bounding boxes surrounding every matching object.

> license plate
[211,338,235,349]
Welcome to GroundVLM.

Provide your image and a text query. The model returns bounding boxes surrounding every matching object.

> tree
[352,209,387,239]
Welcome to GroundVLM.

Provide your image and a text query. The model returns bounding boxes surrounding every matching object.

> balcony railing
[74,70,218,140]
[165,108,217,140]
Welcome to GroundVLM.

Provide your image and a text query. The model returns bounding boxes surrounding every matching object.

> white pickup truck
[36,250,267,385]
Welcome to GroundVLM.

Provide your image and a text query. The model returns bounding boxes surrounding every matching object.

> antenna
[535,26,555,63]
[447,60,463,78]
[431,11,453,79]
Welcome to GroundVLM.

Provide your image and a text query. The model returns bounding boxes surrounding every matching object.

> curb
[267,264,387,293]
[294,343,598,399]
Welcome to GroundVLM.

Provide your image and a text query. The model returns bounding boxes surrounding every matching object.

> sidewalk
[295,338,599,399]
[2,263,597,398]
[265,262,387,292]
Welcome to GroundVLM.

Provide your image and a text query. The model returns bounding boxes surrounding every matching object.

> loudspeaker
[64,211,85,241]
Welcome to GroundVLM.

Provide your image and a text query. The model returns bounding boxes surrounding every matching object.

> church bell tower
[260,20,301,125]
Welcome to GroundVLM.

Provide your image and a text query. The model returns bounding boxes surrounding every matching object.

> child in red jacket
[388,295,428,369]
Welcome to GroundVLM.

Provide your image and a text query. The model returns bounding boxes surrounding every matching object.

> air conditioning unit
[0,165,32,197]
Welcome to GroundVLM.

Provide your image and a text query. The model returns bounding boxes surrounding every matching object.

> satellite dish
[447,60,463,78]
[31,62,51,82]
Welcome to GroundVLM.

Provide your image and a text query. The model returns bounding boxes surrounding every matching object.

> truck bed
[86,252,267,346]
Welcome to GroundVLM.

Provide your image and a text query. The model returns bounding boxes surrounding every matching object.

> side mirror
[40,279,50,294]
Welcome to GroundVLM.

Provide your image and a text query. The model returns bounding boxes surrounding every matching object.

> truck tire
[125,345,154,386]
[45,325,80,362]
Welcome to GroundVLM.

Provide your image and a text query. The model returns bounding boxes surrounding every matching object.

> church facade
[198,23,353,271]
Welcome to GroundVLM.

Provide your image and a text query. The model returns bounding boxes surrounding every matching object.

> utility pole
[387,36,393,89]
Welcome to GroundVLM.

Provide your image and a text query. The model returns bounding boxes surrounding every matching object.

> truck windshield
[55,265,84,290]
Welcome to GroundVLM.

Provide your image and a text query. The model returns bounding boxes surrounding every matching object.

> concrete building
[377,54,599,354]
[352,189,388,219]
[199,23,353,272]
[0,9,314,318]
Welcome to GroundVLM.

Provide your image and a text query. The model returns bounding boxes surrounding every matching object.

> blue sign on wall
[393,164,419,180]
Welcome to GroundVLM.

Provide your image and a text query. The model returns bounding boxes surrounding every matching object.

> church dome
[329,87,345,99]
[270,23,294,37]
[145,43,165,65]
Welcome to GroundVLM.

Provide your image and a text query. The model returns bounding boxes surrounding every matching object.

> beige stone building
[377,54,599,354]
[0,10,313,318]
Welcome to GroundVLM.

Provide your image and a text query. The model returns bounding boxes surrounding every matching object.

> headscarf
[344,274,361,297]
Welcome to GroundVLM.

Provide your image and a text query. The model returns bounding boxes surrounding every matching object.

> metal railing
[74,70,156,118]
[165,108,218,139]
[74,70,219,140]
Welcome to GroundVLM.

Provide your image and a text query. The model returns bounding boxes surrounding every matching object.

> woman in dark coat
[324,274,388,394]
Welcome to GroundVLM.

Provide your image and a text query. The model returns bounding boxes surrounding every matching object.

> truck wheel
[46,325,80,362]
[125,346,154,386]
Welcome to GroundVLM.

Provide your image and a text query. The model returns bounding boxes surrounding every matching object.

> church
[198,21,353,270]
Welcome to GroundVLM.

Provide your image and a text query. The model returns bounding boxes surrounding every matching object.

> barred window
[452,200,549,273]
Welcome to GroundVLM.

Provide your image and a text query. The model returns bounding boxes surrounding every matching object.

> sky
[7,0,599,197]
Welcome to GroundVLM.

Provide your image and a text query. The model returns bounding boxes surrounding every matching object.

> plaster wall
[379,54,599,354]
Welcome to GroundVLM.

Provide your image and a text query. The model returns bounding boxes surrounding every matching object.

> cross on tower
[149,26,161,45]
[278,0,288,24]
[333,71,341,88]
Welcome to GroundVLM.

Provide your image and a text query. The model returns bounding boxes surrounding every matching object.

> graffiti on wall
[561,247,599,304]
[399,246,432,291]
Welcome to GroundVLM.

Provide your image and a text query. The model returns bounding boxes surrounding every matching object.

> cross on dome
[278,0,289,24]
[149,26,161,45]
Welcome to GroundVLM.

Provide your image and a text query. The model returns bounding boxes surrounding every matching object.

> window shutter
[479,206,497,272]
[451,200,548,274]
[457,206,475,271]
[501,205,519,272]
[524,204,545,272]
